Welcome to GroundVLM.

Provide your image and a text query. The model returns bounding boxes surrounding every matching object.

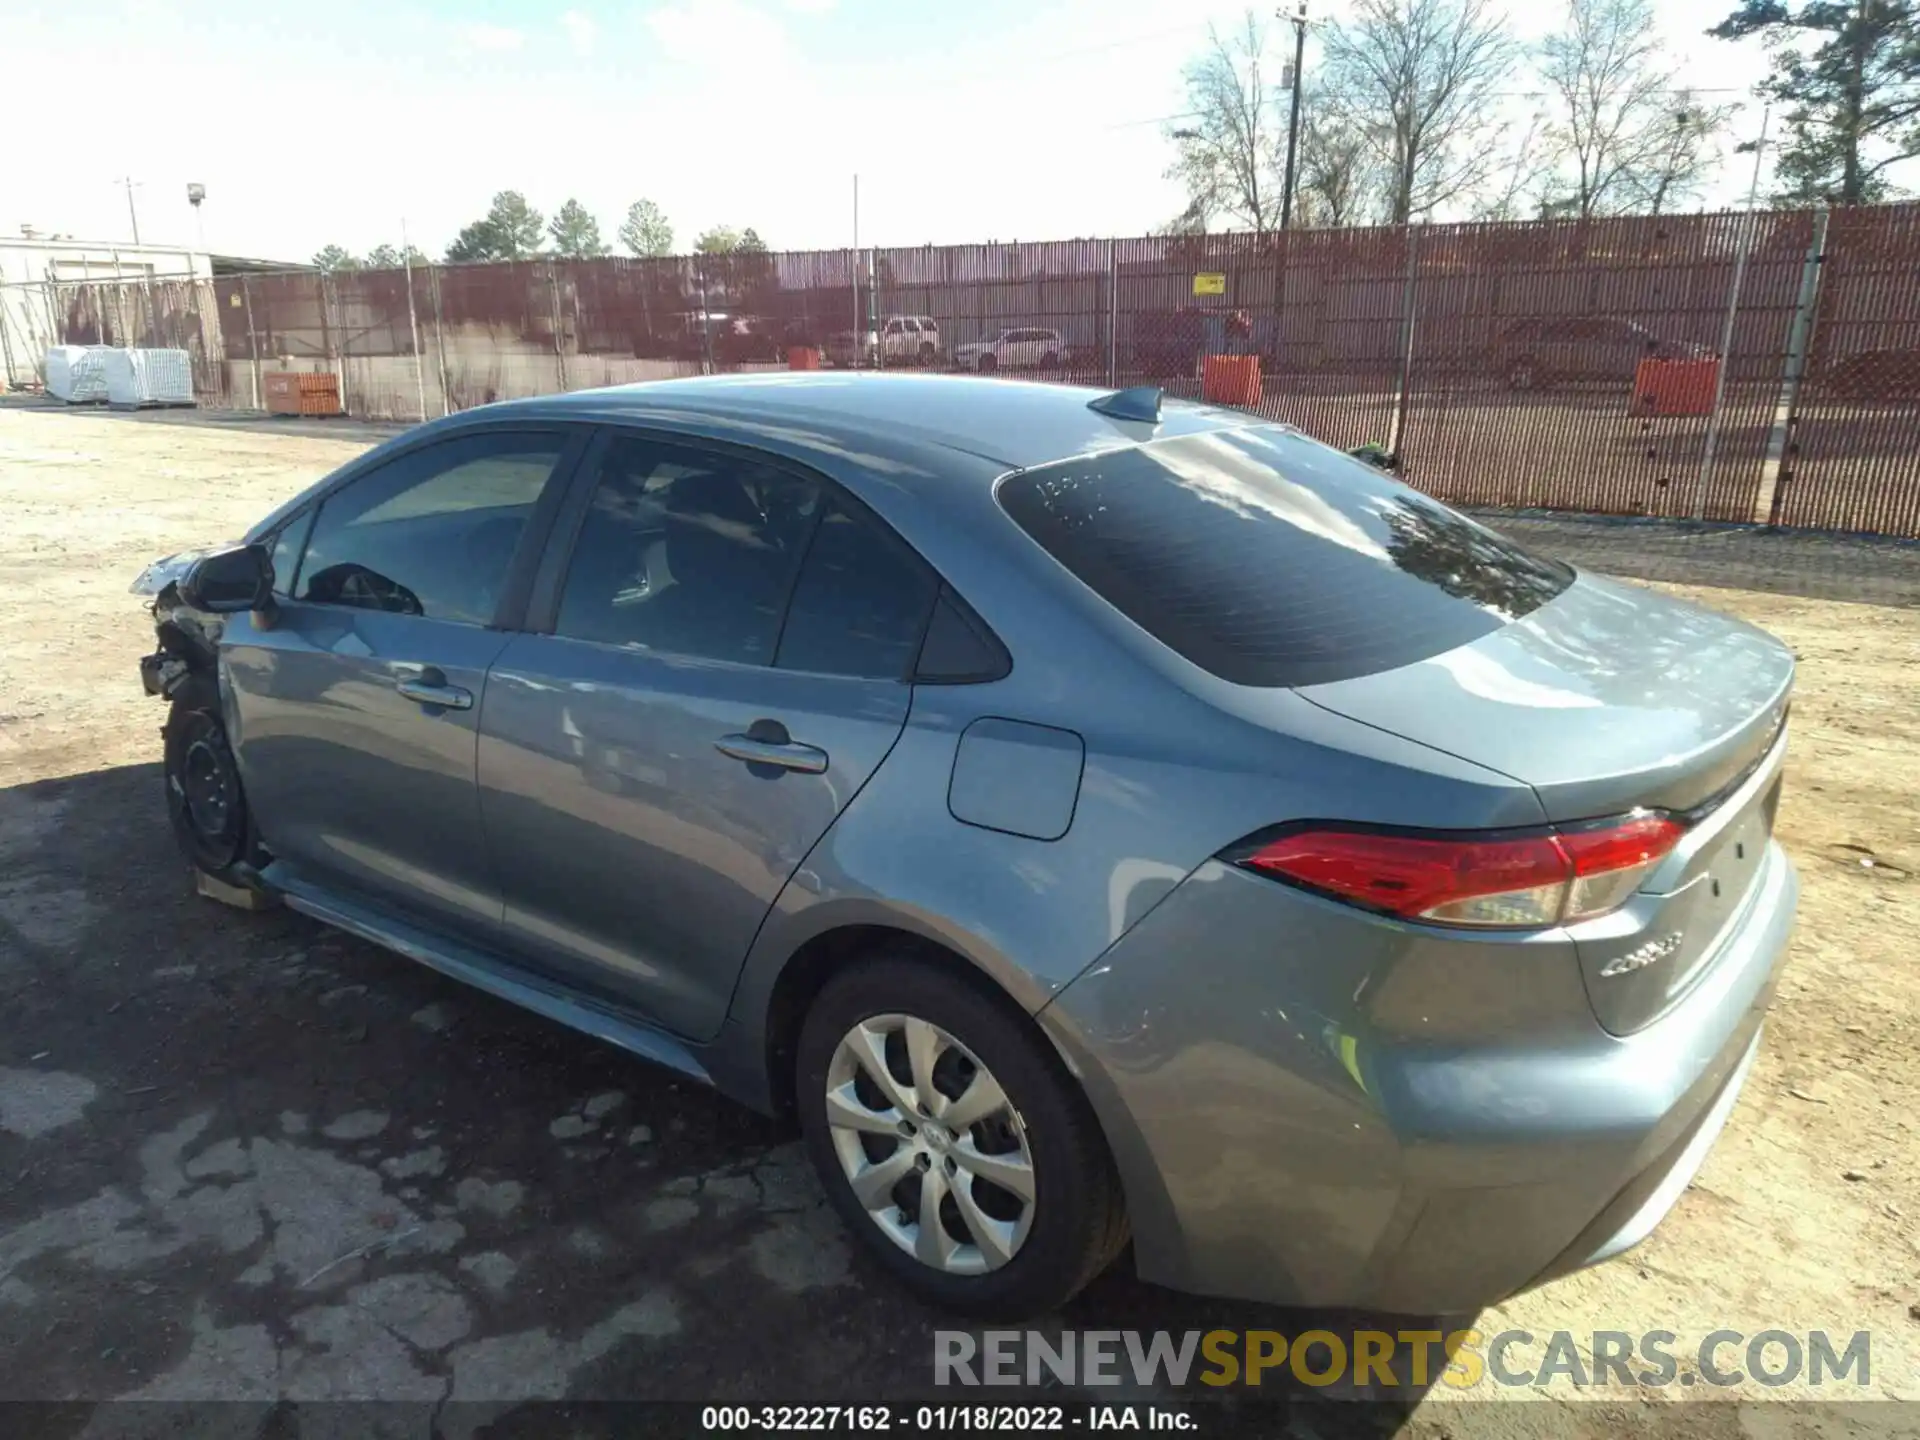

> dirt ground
[1,404,1916,1435]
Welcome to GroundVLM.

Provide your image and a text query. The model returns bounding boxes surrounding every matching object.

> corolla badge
[1599,932,1685,977]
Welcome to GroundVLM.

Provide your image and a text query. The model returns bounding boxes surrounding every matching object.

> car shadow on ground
[0,761,1445,1432]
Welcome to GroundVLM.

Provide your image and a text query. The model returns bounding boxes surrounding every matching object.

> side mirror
[1348,444,1399,472]
[179,543,274,613]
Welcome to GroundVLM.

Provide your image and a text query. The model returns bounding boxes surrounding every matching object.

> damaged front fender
[135,546,233,701]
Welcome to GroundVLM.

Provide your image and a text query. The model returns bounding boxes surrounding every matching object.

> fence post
[403,252,428,422]
[242,277,261,410]
[1763,207,1830,528]
[0,290,19,387]
[183,276,212,403]
[1388,224,1421,462]
[547,262,568,394]
[850,247,861,364]
[317,272,342,412]
[1692,211,1761,522]
[870,249,881,370]
[429,266,452,414]
[1106,240,1118,387]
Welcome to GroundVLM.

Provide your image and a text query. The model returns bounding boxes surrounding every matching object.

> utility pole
[1279,3,1308,231]
[117,177,143,245]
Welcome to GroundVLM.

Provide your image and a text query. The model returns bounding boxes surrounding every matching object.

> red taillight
[1237,814,1684,930]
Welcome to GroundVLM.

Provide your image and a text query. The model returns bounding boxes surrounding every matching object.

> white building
[0,229,210,387]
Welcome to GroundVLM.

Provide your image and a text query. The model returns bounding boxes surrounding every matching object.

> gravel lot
[1,404,1916,1435]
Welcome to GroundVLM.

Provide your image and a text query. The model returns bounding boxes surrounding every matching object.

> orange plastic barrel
[1633,358,1718,416]
[1203,354,1262,407]
[788,346,823,371]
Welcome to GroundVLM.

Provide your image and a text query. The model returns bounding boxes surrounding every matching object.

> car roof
[468,373,1255,469]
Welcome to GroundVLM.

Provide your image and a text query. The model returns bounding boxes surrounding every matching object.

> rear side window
[996,427,1574,687]
[554,436,820,665]
[774,501,938,679]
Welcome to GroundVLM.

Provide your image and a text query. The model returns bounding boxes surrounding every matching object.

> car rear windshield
[996,426,1575,687]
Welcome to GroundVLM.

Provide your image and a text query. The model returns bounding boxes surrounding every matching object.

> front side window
[555,436,820,665]
[268,509,314,597]
[998,427,1574,688]
[295,433,566,624]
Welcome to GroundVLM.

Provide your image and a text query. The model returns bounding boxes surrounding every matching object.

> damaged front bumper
[140,648,193,698]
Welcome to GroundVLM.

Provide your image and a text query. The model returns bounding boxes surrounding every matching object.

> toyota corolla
[133,374,1796,1317]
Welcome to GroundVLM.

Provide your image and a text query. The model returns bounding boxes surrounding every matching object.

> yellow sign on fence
[1192,272,1226,296]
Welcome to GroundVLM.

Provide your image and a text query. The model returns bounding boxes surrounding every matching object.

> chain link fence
[6,204,1920,537]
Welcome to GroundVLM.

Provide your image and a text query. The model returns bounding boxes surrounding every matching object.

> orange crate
[787,346,823,371]
[264,371,342,416]
[1633,357,1718,416]
[1202,354,1262,407]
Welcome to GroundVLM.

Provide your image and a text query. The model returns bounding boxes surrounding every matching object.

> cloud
[783,0,837,12]
[463,24,524,52]
[644,0,794,82]
[561,10,597,55]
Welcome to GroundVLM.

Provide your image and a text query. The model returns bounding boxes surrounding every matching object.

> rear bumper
[1040,841,1797,1315]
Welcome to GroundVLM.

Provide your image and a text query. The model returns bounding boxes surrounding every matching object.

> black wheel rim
[180,737,234,839]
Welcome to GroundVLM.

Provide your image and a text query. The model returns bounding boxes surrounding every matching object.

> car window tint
[295,434,564,624]
[916,589,1011,683]
[556,436,820,665]
[997,427,1574,688]
[774,501,938,679]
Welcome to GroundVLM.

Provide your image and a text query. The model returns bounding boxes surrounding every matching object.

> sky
[0,0,1868,265]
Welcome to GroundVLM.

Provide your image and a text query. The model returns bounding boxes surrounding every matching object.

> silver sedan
[136,374,1797,1317]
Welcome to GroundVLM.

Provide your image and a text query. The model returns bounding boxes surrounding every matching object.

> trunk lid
[1298,575,1794,1034]
[1295,575,1793,822]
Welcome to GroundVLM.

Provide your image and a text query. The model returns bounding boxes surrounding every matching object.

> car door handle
[714,734,829,774]
[397,676,473,710]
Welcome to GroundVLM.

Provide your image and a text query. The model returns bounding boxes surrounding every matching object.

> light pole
[187,183,207,254]
[1278,3,1308,231]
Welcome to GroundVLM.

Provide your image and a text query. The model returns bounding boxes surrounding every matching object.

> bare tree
[1320,0,1518,224]
[1473,109,1554,220]
[1536,0,1728,218]
[1166,12,1287,233]
[1294,106,1381,226]
[1638,92,1737,213]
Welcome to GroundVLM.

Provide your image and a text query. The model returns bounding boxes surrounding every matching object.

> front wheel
[1040,350,1059,369]
[797,956,1127,1317]
[976,353,997,373]
[163,689,260,881]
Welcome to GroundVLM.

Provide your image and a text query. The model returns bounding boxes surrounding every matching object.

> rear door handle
[715,734,828,774]
[397,670,473,710]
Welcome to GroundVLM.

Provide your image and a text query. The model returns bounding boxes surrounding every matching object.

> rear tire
[976,353,997,373]
[797,955,1128,1318]
[1040,350,1059,369]
[163,685,261,884]
[918,342,937,367]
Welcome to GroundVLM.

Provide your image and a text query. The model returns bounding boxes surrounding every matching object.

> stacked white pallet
[43,346,98,402]
[103,348,195,406]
